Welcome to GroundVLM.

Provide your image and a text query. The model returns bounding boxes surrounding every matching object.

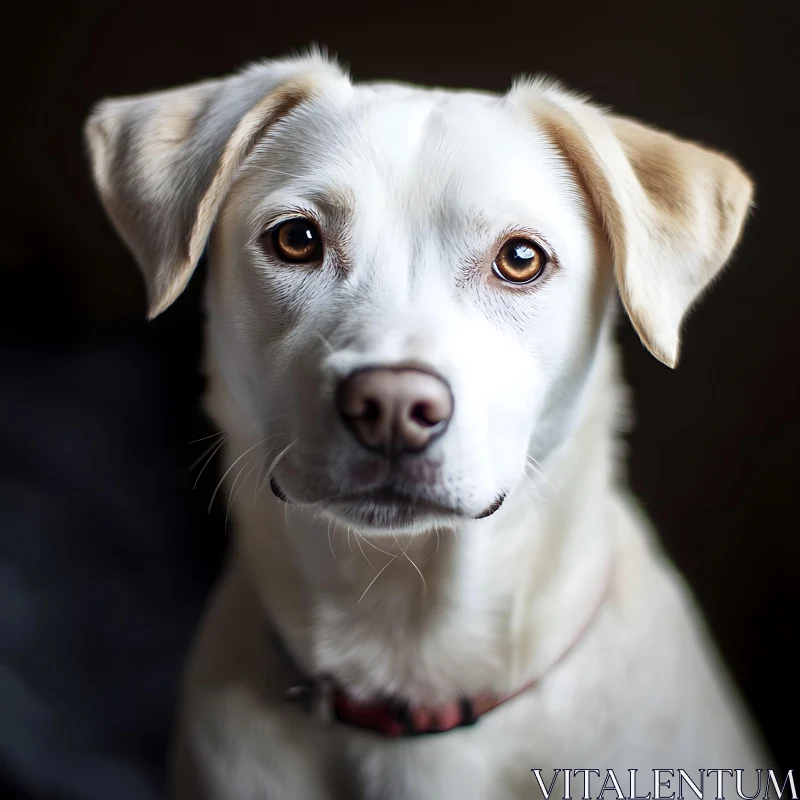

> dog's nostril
[362,399,382,423]
[410,401,442,428]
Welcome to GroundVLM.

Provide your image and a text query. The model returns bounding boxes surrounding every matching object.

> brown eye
[270,218,323,263]
[492,238,547,284]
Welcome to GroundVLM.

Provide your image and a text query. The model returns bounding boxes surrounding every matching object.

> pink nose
[337,367,454,456]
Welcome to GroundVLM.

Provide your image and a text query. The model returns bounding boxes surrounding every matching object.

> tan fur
[85,58,347,316]
[519,82,753,366]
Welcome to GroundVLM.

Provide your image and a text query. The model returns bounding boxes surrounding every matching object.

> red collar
[279,556,614,738]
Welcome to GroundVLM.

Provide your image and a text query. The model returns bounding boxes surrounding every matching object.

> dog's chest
[299,543,512,705]
[309,587,509,705]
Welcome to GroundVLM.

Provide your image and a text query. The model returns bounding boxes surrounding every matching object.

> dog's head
[85,53,752,534]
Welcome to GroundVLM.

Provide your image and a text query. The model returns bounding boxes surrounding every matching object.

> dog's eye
[492,238,547,285]
[270,218,323,263]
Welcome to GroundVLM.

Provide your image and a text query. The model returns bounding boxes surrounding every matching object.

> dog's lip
[270,477,506,521]
[330,487,462,517]
[269,477,288,502]
[475,492,507,519]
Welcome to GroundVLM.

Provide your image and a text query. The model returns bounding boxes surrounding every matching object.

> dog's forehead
[267,83,570,222]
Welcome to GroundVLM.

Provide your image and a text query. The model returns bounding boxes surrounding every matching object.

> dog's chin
[270,478,506,534]
[325,491,463,533]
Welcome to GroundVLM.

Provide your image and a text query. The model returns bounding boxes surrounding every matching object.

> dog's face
[209,85,605,530]
[85,54,753,535]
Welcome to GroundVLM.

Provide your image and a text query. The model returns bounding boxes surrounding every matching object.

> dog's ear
[511,80,754,367]
[85,54,350,317]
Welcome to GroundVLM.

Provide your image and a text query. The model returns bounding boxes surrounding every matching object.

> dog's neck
[207,336,623,706]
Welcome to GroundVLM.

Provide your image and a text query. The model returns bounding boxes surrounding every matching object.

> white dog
[85,52,771,799]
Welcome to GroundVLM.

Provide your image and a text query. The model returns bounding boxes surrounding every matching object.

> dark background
[1,1,797,797]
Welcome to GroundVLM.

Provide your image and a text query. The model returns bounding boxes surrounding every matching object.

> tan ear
[511,79,754,367]
[84,55,350,317]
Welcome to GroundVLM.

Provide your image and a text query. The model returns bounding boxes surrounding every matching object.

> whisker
[252,432,289,500]
[188,430,227,445]
[392,532,427,593]
[313,331,335,354]
[525,454,553,489]
[208,438,269,512]
[192,435,230,485]
[189,440,219,473]
[253,452,269,506]
[227,460,261,531]
[404,550,427,596]
[421,527,441,563]
[327,519,337,561]
[225,461,250,532]
[357,535,397,558]
[354,531,375,570]
[522,474,554,506]
[255,438,296,498]
[358,556,398,604]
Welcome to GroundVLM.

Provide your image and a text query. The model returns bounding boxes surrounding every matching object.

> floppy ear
[511,80,754,367]
[84,55,350,317]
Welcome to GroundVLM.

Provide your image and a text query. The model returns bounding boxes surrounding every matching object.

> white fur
[84,54,768,800]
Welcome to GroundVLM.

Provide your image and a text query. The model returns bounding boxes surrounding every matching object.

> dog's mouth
[269,478,506,524]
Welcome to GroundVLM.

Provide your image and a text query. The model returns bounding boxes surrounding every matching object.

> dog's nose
[337,367,454,456]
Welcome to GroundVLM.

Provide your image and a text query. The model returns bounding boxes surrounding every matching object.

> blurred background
[1,0,797,797]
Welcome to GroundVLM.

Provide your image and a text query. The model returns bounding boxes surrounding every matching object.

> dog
[85,51,771,799]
